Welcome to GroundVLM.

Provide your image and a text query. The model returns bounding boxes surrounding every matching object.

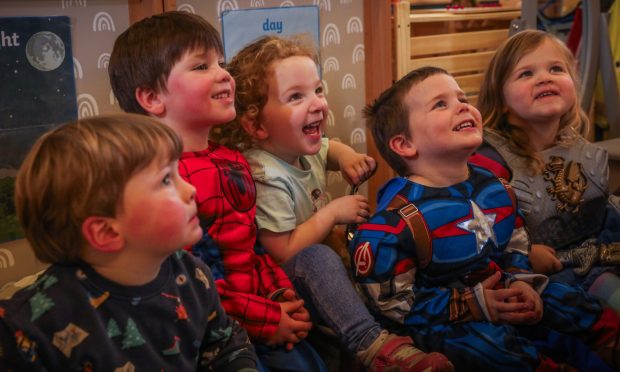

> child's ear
[240,114,269,140]
[135,87,165,116]
[389,134,417,158]
[82,216,124,253]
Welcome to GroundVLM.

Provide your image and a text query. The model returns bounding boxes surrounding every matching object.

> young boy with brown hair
[108,12,325,371]
[0,113,257,370]
[352,65,620,370]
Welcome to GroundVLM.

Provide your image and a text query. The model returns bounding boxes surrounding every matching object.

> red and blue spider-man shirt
[350,165,547,328]
[179,142,294,341]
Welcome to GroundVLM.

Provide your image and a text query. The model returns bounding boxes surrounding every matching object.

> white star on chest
[456,201,497,253]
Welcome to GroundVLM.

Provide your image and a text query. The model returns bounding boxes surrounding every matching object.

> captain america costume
[178,142,294,341]
[350,164,620,370]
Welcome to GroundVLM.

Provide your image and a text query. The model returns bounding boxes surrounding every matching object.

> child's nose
[217,65,232,81]
[536,71,553,84]
[310,95,327,112]
[180,178,196,203]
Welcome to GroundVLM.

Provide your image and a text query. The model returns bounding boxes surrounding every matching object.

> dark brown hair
[109,11,223,114]
[363,66,449,176]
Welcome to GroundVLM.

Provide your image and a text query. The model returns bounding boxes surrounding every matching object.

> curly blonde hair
[477,30,589,173]
[212,35,318,151]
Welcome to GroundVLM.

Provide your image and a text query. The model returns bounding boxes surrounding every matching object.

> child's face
[403,73,482,159]
[259,55,328,165]
[502,39,576,129]
[116,158,201,256]
[160,48,235,128]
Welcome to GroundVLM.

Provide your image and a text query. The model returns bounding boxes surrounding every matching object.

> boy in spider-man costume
[109,12,326,371]
[351,66,620,371]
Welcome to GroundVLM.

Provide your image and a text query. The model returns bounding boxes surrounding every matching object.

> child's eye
[218,61,227,69]
[517,70,532,79]
[432,100,447,109]
[288,93,303,102]
[315,86,324,95]
[162,173,172,186]
[459,97,469,104]
[193,64,208,71]
[550,65,565,73]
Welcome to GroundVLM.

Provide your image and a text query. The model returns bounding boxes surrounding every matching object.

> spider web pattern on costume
[178,143,293,339]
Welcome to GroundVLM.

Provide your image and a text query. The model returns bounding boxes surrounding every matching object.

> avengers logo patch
[354,241,374,277]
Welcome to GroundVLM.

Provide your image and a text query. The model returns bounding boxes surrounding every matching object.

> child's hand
[508,280,543,325]
[529,244,563,274]
[324,194,369,225]
[279,289,311,344]
[268,299,313,350]
[339,153,376,186]
[480,272,539,324]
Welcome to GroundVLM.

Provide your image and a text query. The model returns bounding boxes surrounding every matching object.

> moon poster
[0,16,76,171]
[0,16,76,242]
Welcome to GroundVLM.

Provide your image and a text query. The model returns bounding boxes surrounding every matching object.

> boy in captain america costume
[351,66,620,371]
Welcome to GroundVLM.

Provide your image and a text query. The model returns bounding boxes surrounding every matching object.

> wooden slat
[394,1,412,79]
[410,29,509,57]
[454,73,484,95]
[409,50,495,75]
[410,8,520,23]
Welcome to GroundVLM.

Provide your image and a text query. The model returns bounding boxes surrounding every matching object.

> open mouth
[453,120,475,131]
[534,90,558,99]
[212,90,231,99]
[302,121,322,135]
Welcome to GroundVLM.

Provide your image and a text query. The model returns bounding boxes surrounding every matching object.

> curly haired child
[214,35,453,372]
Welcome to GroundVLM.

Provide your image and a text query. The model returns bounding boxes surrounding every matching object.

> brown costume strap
[498,177,517,214]
[387,194,432,269]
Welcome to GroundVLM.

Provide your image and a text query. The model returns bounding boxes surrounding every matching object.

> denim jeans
[282,244,381,353]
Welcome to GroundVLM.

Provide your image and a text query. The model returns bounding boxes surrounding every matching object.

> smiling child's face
[258,55,328,166]
[403,73,482,160]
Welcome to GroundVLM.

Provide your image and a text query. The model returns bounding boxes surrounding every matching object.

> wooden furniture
[364,0,394,211]
[393,1,520,106]
[128,0,176,23]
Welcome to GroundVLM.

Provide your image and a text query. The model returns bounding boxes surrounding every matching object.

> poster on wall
[221,6,319,64]
[0,16,77,242]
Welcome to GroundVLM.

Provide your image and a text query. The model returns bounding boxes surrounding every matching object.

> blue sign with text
[221,6,319,63]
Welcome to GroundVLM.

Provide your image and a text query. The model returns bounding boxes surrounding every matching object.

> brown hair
[363,66,449,176]
[478,29,588,173]
[15,113,182,264]
[212,35,318,151]
[109,11,223,114]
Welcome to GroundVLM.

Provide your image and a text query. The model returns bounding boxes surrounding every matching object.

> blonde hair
[15,113,182,264]
[478,29,588,173]
[212,35,318,151]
